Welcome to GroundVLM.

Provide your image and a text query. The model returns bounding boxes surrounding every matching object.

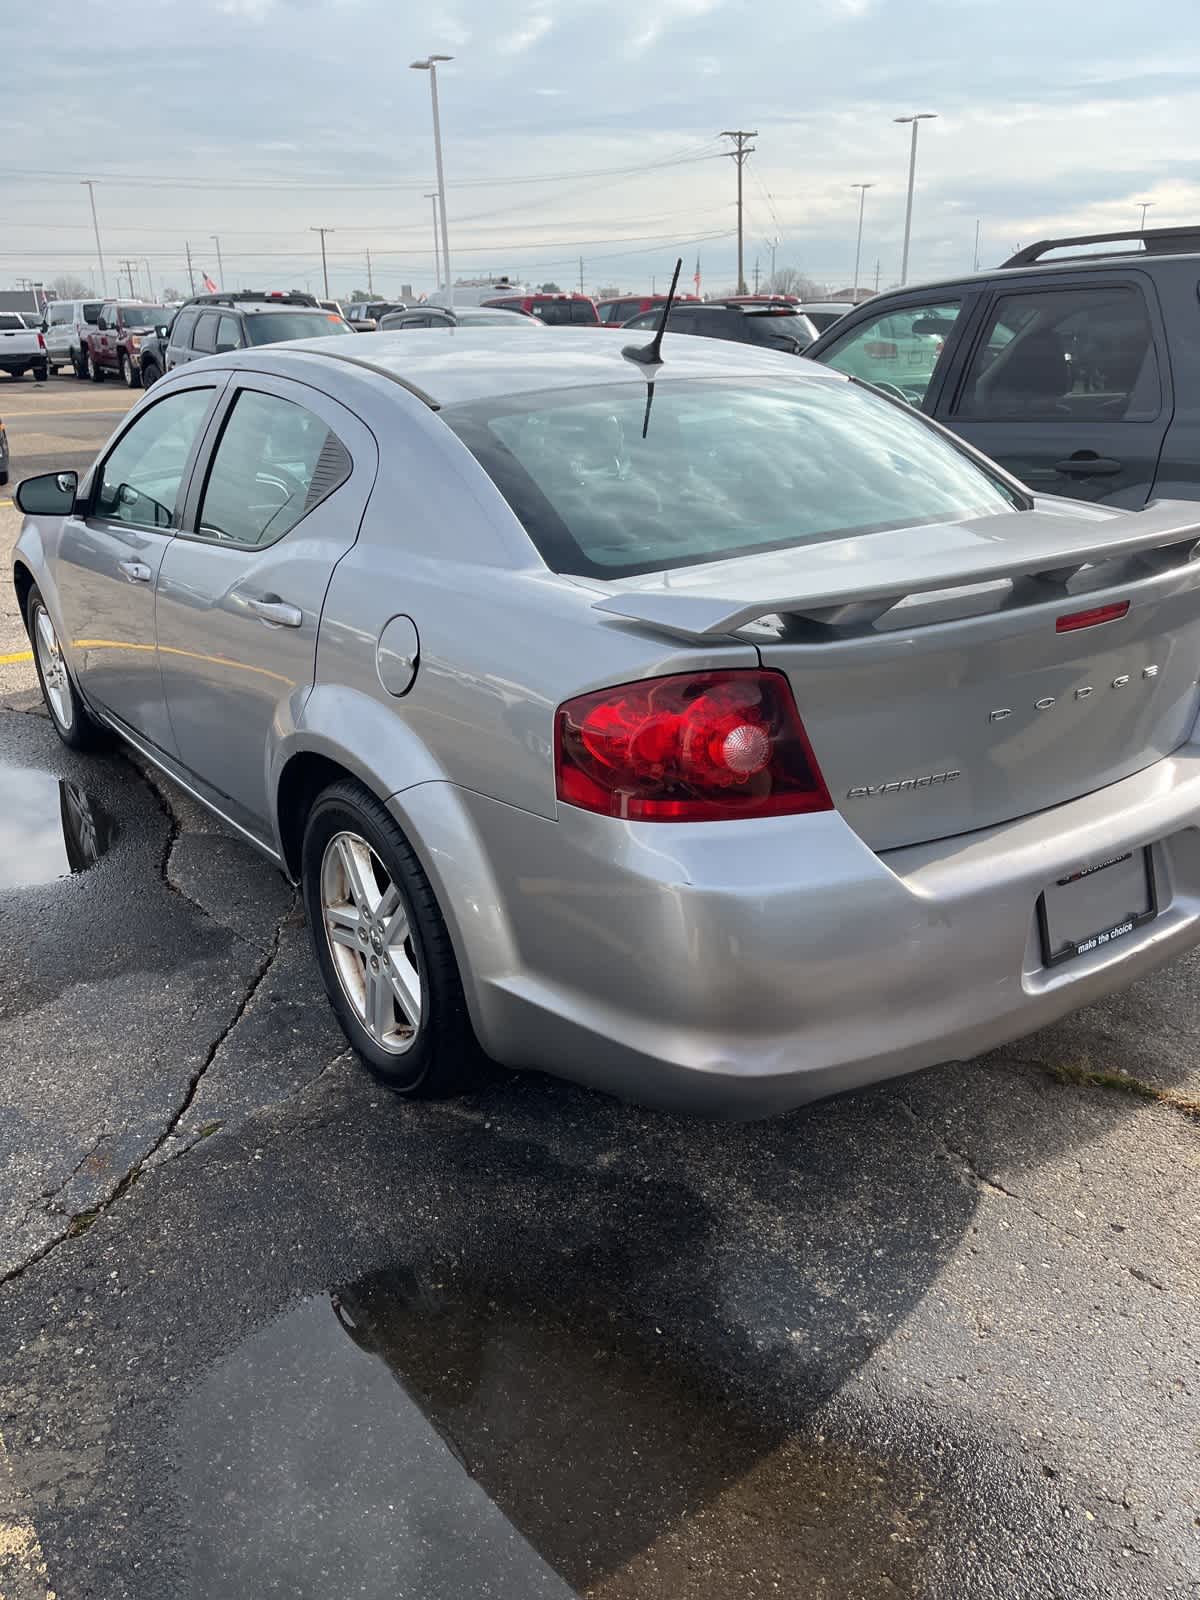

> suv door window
[818,301,962,406]
[98,303,116,331]
[953,285,1158,421]
[94,389,214,529]
[82,303,102,325]
[196,389,351,547]
[215,314,243,353]
[171,308,199,347]
[192,313,219,354]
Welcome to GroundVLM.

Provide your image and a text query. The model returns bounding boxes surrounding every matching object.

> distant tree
[763,267,825,299]
[160,286,184,303]
[51,273,92,299]
[346,287,370,303]
[537,281,562,293]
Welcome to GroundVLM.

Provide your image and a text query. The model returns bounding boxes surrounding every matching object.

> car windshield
[245,312,355,345]
[443,377,1020,578]
[121,306,168,327]
[745,311,819,350]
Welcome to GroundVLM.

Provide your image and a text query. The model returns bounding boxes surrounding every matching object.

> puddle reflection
[0,765,113,889]
[182,1258,939,1599]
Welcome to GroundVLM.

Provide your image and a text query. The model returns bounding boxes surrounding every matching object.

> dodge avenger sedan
[12,328,1200,1117]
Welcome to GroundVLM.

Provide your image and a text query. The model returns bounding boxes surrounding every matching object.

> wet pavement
[0,693,1197,1598]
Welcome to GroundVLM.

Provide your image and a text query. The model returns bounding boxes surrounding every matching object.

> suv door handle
[117,559,152,583]
[1054,454,1123,477]
[244,595,303,628]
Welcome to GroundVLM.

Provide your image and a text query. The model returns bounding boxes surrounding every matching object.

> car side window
[818,301,962,406]
[171,308,199,347]
[98,303,115,331]
[952,284,1158,422]
[214,314,243,353]
[192,313,219,354]
[94,389,215,530]
[196,389,352,548]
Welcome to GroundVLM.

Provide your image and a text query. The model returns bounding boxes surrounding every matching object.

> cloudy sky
[2,0,1196,302]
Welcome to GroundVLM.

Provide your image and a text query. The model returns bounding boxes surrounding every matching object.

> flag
[693,256,701,295]
[202,273,218,292]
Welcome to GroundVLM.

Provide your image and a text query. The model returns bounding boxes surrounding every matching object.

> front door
[155,374,376,835]
[54,382,221,753]
[935,276,1171,508]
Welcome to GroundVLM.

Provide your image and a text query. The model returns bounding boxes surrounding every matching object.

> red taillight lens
[555,669,832,822]
[1056,601,1129,632]
[37,333,46,349]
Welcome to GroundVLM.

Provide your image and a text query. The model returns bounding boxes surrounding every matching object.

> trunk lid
[590,501,1200,850]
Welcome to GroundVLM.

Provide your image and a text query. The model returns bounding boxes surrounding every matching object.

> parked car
[0,313,48,382]
[136,328,169,388]
[481,292,600,325]
[377,307,540,330]
[345,300,407,331]
[796,301,854,333]
[42,298,104,377]
[0,414,9,485]
[14,329,1200,1117]
[804,224,1200,508]
[621,300,819,354]
[596,294,700,326]
[165,291,355,369]
[318,299,344,317]
[82,302,172,387]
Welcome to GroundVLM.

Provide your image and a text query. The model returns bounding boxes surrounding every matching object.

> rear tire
[300,779,484,1098]
[25,585,108,752]
[34,362,48,383]
[74,348,90,380]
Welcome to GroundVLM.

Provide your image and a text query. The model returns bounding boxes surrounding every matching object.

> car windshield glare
[245,312,355,345]
[443,377,1021,578]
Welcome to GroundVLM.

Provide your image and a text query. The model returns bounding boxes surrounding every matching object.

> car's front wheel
[300,780,482,1097]
[25,585,107,751]
[139,357,161,389]
[90,356,105,383]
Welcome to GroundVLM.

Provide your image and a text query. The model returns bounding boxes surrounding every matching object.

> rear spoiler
[591,502,1200,640]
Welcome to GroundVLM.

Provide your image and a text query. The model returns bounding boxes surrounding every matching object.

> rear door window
[171,308,199,348]
[952,284,1158,421]
[192,313,219,354]
[817,301,963,407]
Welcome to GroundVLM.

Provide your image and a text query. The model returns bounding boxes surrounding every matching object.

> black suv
[621,300,819,355]
[163,291,354,373]
[805,225,1200,509]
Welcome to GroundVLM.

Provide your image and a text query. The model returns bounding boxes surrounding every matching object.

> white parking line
[0,1430,56,1600]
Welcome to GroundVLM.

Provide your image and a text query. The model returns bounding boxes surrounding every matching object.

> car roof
[858,246,1200,306]
[222,326,848,407]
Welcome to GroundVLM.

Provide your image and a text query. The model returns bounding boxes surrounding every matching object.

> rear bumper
[394,748,1200,1119]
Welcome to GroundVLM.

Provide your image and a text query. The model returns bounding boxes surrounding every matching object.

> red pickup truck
[81,300,170,387]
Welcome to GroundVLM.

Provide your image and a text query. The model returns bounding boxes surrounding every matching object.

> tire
[139,357,161,389]
[0,470,9,486]
[24,585,108,752]
[300,779,483,1097]
[34,363,48,383]
[90,355,105,383]
[74,347,90,380]
[119,352,139,388]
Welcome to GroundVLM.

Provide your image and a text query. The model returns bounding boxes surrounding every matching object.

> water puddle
[180,1263,942,1599]
[0,764,114,889]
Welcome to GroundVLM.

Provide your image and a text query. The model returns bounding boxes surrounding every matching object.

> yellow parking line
[0,498,11,510]
[0,650,33,665]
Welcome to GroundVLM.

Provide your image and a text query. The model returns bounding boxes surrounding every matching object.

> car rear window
[82,303,102,324]
[531,299,599,325]
[0,314,24,330]
[443,378,1021,578]
[245,312,355,345]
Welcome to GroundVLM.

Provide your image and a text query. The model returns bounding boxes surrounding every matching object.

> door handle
[244,595,303,629]
[1053,454,1123,477]
[117,559,152,583]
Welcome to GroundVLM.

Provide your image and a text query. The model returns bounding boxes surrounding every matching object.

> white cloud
[627,0,723,58]
[497,12,553,54]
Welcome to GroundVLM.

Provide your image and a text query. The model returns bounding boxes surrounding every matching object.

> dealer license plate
[1038,849,1156,968]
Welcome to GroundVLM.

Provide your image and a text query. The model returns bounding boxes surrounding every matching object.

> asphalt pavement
[0,382,1197,1599]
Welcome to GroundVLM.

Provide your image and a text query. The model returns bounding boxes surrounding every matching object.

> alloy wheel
[32,602,73,732]
[320,830,423,1054]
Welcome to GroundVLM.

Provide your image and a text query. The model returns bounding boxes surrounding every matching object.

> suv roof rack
[183,290,319,309]
[1002,225,1200,267]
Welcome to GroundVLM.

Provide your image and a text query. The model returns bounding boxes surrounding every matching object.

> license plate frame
[1037,848,1157,968]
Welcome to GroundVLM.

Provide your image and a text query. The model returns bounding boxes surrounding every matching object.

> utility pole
[81,180,108,296]
[310,226,334,299]
[119,259,138,297]
[366,246,375,295]
[185,242,196,295]
[874,259,881,294]
[424,193,441,290]
[973,218,981,271]
[753,258,760,293]
[210,235,225,289]
[850,183,874,299]
[579,256,585,295]
[720,130,757,295]
[141,258,155,299]
[769,236,779,283]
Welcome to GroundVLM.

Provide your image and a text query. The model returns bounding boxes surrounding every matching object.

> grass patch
[1048,1061,1200,1120]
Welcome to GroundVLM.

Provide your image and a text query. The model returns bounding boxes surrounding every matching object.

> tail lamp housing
[555,669,832,822]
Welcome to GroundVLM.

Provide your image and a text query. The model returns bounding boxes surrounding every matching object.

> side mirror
[157,324,169,339]
[15,470,78,516]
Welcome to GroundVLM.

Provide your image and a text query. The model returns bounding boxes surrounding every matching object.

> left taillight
[37,333,45,350]
[555,669,832,822]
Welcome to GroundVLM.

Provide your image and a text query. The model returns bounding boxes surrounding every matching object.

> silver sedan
[12,329,1200,1116]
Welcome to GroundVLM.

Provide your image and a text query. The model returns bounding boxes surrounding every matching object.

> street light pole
[81,180,108,296]
[141,258,156,299]
[850,183,874,298]
[894,113,937,285]
[1136,200,1154,232]
[310,227,334,298]
[425,192,442,291]
[411,55,454,308]
[210,235,225,289]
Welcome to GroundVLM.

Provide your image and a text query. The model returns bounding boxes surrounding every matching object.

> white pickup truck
[0,313,48,381]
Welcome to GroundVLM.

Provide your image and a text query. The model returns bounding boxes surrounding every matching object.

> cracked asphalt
[0,387,1198,1599]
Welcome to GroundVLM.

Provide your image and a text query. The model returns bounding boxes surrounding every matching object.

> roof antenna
[622,256,683,438]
